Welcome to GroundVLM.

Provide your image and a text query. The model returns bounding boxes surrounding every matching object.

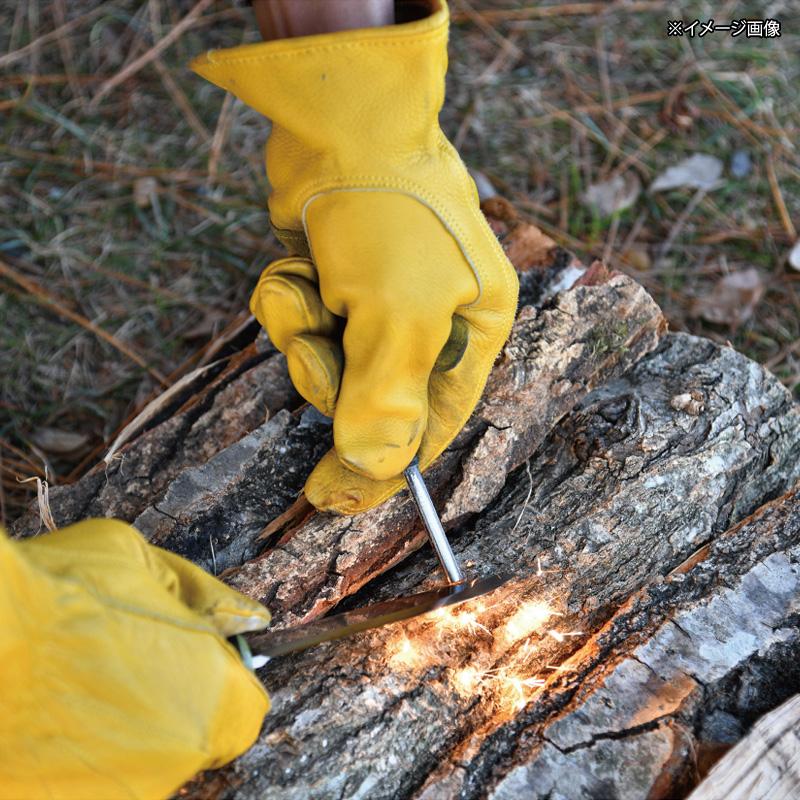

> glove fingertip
[209,599,271,638]
[304,450,407,515]
[287,334,342,417]
[205,650,271,770]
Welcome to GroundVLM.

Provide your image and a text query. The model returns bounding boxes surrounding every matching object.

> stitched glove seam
[291,182,513,306]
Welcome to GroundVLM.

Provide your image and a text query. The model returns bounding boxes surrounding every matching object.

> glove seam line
[279,160,517,304]
[297,182,508,309]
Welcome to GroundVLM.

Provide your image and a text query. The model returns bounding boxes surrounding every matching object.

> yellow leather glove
[192,0,518,514]
[0,520,270,800]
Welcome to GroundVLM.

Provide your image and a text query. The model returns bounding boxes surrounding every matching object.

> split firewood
[687,694,800,800]
[182,332,800,799]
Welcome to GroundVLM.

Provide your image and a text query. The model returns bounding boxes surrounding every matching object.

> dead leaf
[582,172,641,216]
[481,195,519,228]
[31,427,90,456]
[690,268,764,327]
[650,154,723,193]
[503,223,557,271]
[661,89,699,132]
[620,246,651,272]
[576,260,621,287]
[788,239,800,271]
[133,177,158,208]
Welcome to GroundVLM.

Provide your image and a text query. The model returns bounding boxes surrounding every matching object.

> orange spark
[389,634,428,672]
[452,610,491,636]
[500,600,559,645]
[496,670,546,712]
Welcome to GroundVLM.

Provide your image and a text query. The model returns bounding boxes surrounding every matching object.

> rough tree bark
[180,331,800,800]
[13,207,800,800]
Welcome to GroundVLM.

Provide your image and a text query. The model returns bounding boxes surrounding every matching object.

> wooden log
[11,203,800,799]
[12,340,302,537]
[182,332,800,799]
[13,227,665,610]
[687,694,800,800]
[224,267,664,622]
[475,484,800,800]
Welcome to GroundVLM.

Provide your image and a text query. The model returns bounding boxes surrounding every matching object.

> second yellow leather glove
[192,0,518,513]
[0,521,270,800]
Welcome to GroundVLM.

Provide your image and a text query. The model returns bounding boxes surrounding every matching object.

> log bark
[12,338,303,536]
[687,694,800,800]
[182,331,800,800]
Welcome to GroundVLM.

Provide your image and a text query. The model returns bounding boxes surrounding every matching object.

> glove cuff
[191,1,447,118]
[191,1,450,231]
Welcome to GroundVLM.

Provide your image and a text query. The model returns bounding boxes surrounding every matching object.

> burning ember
[499,674,547,712]
[430,603,491,637]
[451,665,486,696]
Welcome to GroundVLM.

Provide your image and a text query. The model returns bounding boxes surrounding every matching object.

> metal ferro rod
[403,459,465,585]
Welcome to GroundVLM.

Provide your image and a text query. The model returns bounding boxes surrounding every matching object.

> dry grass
[1,0,798,524]
[443,0,800,387]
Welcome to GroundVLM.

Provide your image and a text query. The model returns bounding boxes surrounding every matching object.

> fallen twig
[0,3,113,70]
[767,156,798,240]
[0,259,167,386]
[90,0,215,108]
